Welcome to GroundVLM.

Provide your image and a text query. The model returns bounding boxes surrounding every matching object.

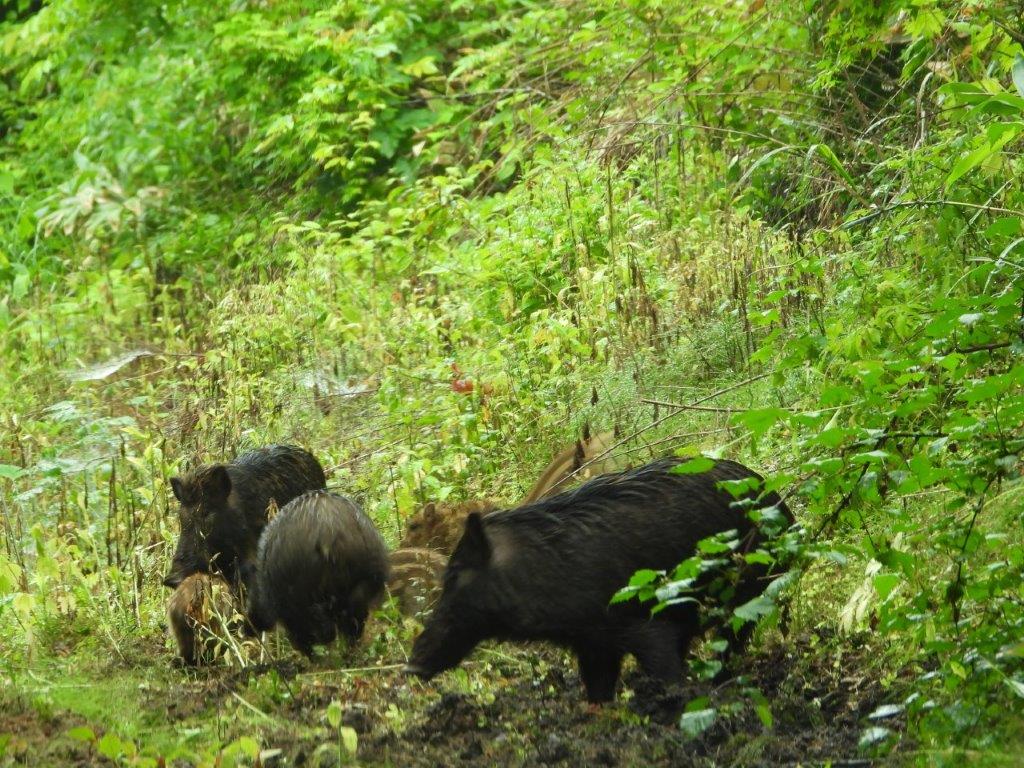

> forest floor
[1,622,911,768]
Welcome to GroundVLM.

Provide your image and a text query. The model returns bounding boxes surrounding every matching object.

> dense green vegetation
[2,0,1023,765]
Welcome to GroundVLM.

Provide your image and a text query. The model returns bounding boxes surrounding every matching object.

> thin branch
[843,200,1024,230]
[639,399,743,414]
[563,373,773,483]
[953,341,1012,354]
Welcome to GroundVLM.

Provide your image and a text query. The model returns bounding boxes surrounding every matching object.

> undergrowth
[1,0,1023,765]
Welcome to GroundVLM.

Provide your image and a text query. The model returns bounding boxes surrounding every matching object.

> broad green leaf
[858,726,892,749]
[340,725,358,755]
[66,726,96,743]
[96,732,123,759]
[236,736,260,759]
[679,708,716,739]
[326,700,343,729]
[671,456,716,475]
[734,595,774,622]
[851,450,889,465]
[868,704,904,720]
[1013,55,1024,98]
[984,217,1022,238]
[627,569,660,588]
[874,574,900,601]
[12,592,33,617]
[734,407,789,440]
[946,122,1021,189]
[0,465,24,480]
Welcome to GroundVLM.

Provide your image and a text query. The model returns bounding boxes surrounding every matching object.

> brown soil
[0,707,92,767]
[2,628,907,767]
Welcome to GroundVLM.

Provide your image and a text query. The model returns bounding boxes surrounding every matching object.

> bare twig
[562,373,773,484]
[843,200,1024,230]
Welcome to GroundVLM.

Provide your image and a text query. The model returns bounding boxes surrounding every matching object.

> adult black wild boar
[245,491,389,656]
[406,456,791,703]
[164,445,326,590]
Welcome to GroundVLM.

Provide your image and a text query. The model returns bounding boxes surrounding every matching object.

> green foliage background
[1,0,1023,764]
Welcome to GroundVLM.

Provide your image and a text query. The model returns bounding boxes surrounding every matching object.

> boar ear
[422,502,436,520]
[205,465,232,499]
[460,512,491,564]
[170,477,186,504]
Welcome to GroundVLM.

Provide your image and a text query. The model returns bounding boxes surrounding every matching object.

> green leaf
[946,144,997,190]
[66,726,96,743]
[734,595,774,623]
[671,456,716,475]
[868,704,904,720]
[1013,55,1024,99]
[629,569,661,587]
[326,699,343,729]
[610,586,639,605]
[807,143,857,189]
[946,122,1022,189]
[873,573,900,601]
[734,408,788,440]
[984,217,1022,238]
[0,171,12,197]
[95,732,123,760]
[340,725,358,755]
[858,726,892,749]
[851,450,889,465]
[0,465,24,480]
[679,708,717,739]
[401,57,439,78]
[236,736,260,759]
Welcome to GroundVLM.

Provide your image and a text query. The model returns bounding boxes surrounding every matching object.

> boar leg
[285,627,316,658]
[628,622,693,684]
[574,642,624,703]
[712,621,756,681]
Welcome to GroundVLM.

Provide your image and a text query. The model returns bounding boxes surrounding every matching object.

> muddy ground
[1,624,908,767]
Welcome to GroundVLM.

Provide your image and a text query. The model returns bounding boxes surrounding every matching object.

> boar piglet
[164,444,326,590]
[245,490,389,656]
[386,547,448,618]
[521,428,624,505]
[406,456,792,703]
[400,499,498,556]
[167,573,238,666]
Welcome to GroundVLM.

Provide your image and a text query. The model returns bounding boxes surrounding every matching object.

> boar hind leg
[629,622,693,684]
[713,621,756,681]
[574,643,624,703]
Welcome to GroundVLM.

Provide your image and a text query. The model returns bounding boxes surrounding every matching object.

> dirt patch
[262,629,907,767]
[4,629,906,767]
[0,705,92,767]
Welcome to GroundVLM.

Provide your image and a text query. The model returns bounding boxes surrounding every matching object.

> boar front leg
[574,640,624,703]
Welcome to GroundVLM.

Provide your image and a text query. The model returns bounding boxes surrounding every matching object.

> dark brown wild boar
[245,491,389,656]
[386,547,448,618]
[167,573,237,666]
[164,444,326,590]
[406,456,792,703]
